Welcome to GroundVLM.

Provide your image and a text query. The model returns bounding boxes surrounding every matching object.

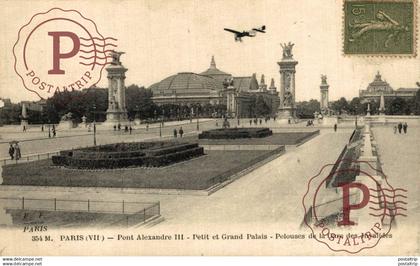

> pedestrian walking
[129,126,132,134]
[179,127,184,138]
[52,127,56,137]
[117,123,121,131]
[393,125,397,134]
[398,122,402,134]
[146,123,149,131]
[23,125,26,132]
[113,125,116,131]
[41,124,44,132]
[173,128,178,138]
[14,143,21,160]
[334,123,337,132]
[8,143,14,160]
[249,119,252,126]
[403,122,408,134]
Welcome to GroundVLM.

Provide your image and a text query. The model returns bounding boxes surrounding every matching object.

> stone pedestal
[276,107,296,121]
[225,86,237,118]
[57,120,74,130]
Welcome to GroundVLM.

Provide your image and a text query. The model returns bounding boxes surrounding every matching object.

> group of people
[40,124,56,137]
[8,142,21,160]
[306,120,315,127]
[113,123,133,134]
[173,127,184,138]
[248,118,266,126]
[394,122,408,134]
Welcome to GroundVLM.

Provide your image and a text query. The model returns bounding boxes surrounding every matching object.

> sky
[0,0,419,103]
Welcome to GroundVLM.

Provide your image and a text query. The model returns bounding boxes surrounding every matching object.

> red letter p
[48,31,80,75]
[338,182,370,226]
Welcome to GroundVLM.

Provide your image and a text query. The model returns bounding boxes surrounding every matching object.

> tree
[389,97,409,115]
[296,99,320,118]
[330,97,349,115]
[125,84,157,120]
[348,97,365,115]
[415,89,420,115]
[45,89,108,123]
[0,104,21,124]
[254,95,271,117]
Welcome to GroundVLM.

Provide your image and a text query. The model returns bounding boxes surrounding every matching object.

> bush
[199,128,272,139]
[52,141,204,169]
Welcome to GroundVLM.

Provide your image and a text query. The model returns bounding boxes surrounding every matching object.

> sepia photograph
[0,0,419,262]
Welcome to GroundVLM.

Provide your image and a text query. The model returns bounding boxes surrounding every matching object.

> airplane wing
[252,25,266,33]
[224,28,241,34]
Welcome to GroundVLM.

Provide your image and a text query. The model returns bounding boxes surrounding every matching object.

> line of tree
[0,85,228,125]
[2,86,419,125]
[296,90,420,118]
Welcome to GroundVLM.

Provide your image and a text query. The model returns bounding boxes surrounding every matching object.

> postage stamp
[343,0,417,56]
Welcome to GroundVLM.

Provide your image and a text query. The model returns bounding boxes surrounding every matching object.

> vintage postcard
[0,0,419,259]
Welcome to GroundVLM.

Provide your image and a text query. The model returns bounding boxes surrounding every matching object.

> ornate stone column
[320,75,329,114]
[21,102,28,129]
[105,51,128,124]
[223,78,237,118]
[276,42,298,121]
[379,92,385,115]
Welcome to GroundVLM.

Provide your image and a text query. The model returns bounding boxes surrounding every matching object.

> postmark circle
[13,8,117,100]
[302,159,404,254]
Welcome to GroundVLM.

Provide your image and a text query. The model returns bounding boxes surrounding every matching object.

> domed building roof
[367,72,393,93]
[149,72,223,96]
[200,56,232,82]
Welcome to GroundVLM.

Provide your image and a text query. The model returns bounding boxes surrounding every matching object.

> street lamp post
[48,120,51,138]
[196,106,199,131]
[93,104,97,146]
[159,109,163,137]
[355,114,358,129]
[190,107,193,123]
[135,105,140,125]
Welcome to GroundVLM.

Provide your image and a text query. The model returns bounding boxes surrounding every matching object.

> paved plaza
[0,118,339,160]
[371,126,420,227]
[0,127,353,227]
[0,122,418,255]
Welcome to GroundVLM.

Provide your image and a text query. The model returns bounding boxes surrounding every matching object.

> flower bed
[52,141,204,169]
[198,128,272,139]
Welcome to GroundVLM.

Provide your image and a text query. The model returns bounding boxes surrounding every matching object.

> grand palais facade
[149,56,280,117]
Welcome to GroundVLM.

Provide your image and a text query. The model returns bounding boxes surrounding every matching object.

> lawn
[2,148,284,190]
[183,131,319,145]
